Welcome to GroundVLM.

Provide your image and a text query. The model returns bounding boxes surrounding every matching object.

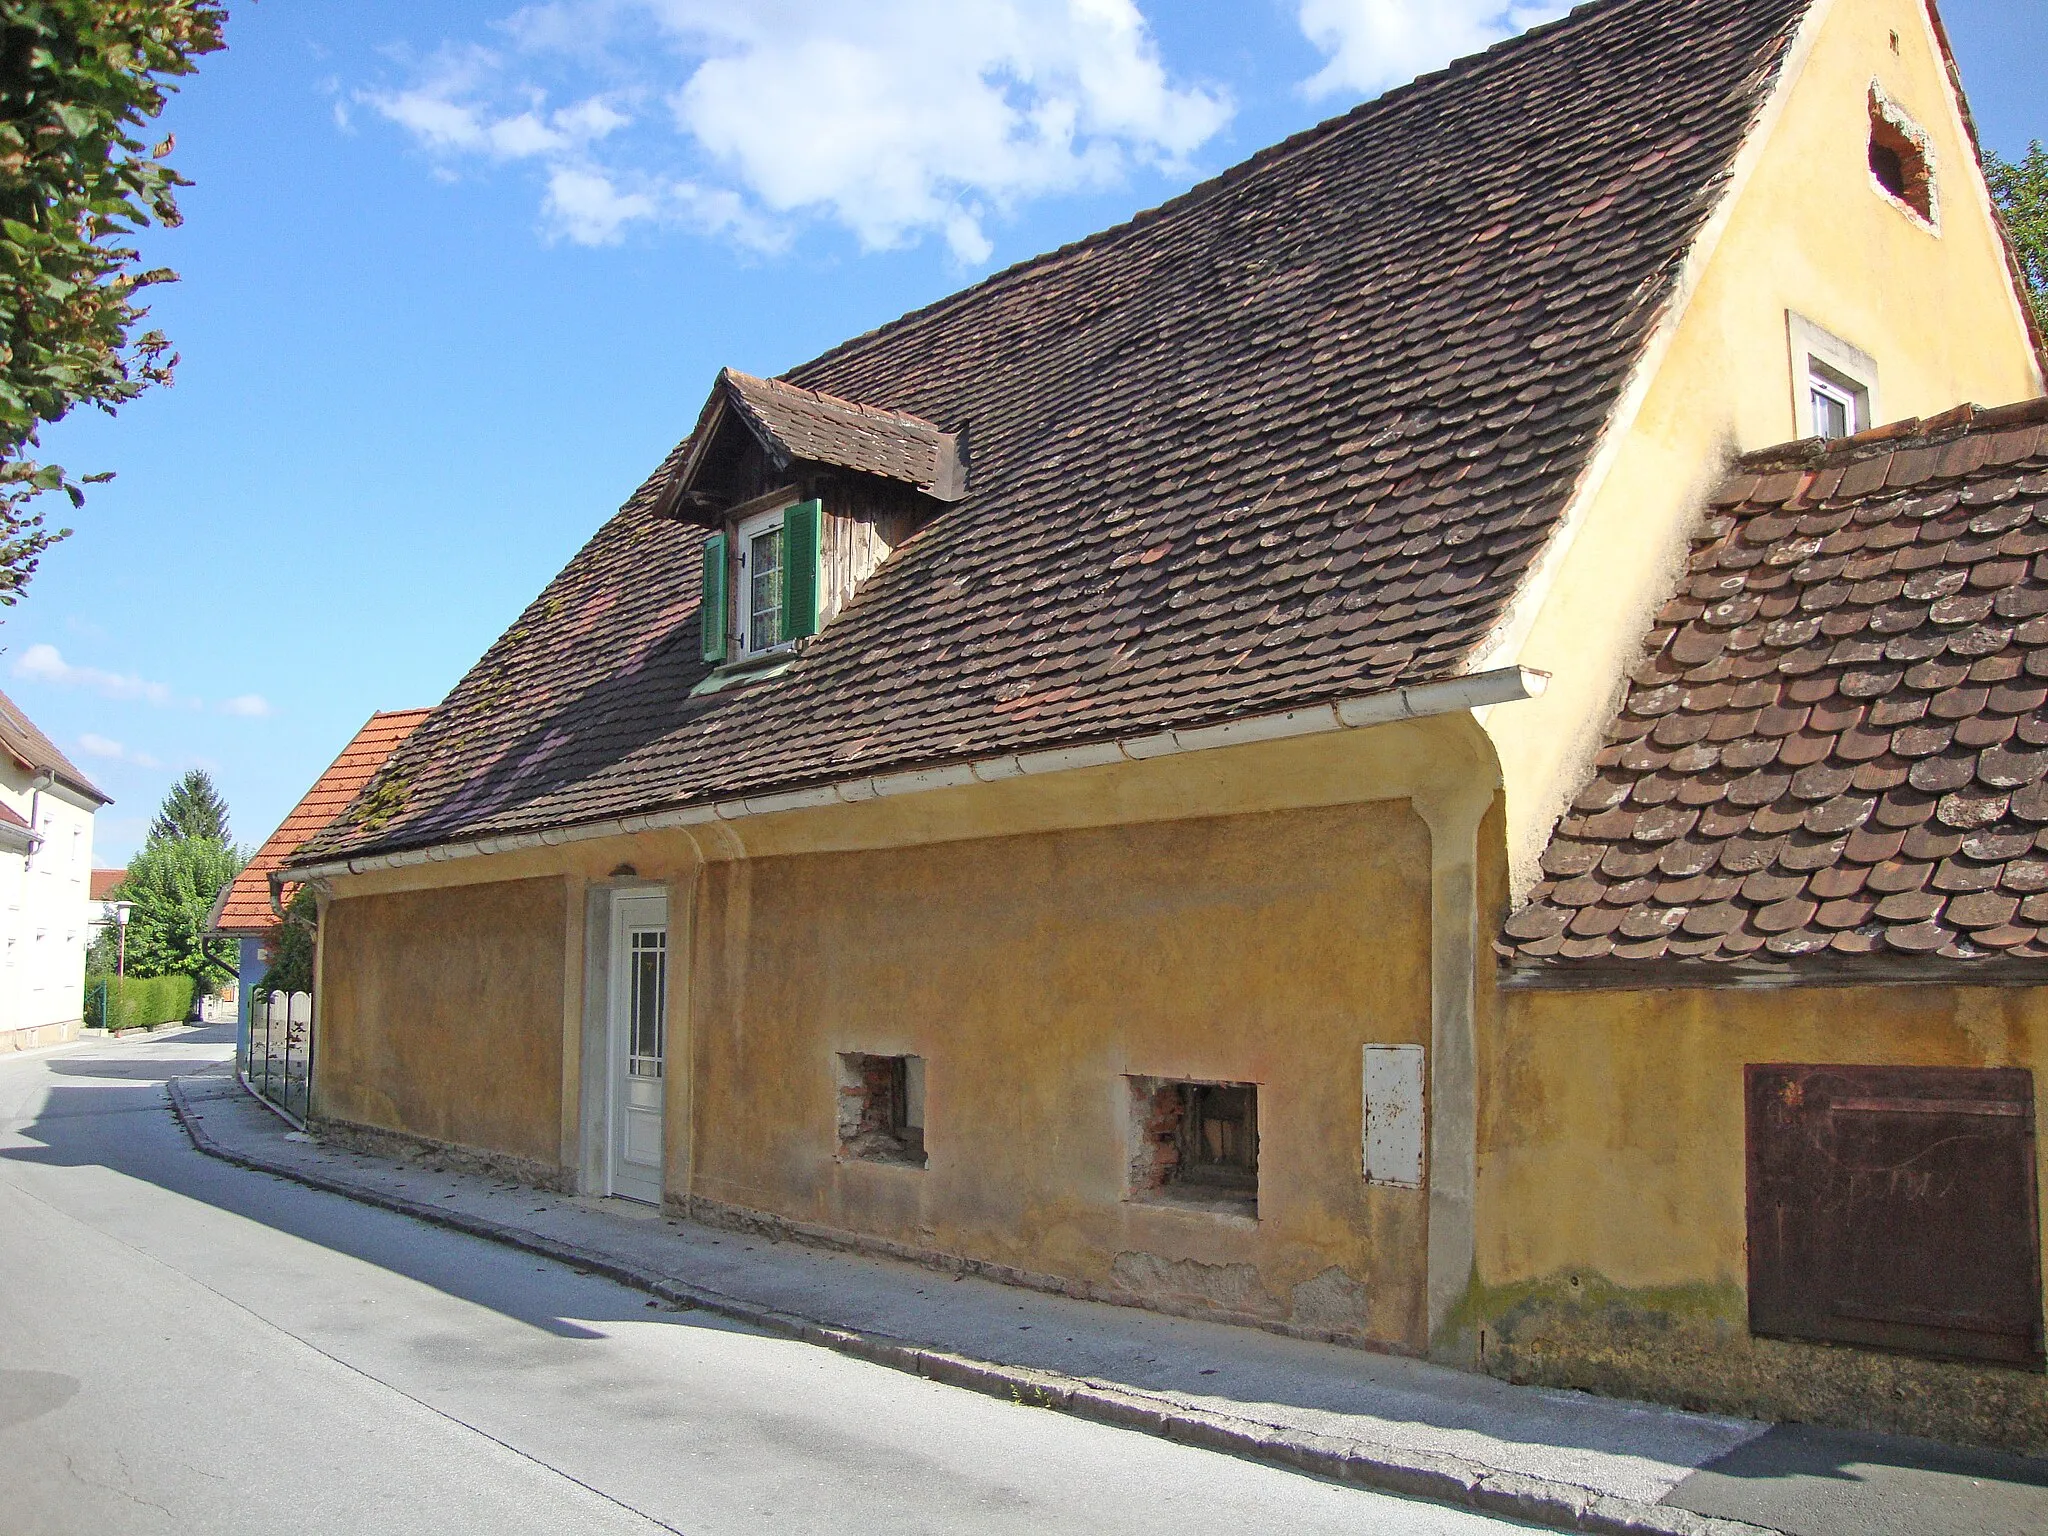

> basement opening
[837,1052,926,1167]
[1127,1077,1259,1218]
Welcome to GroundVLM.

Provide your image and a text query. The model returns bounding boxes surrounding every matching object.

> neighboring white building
[0,688,109,1052]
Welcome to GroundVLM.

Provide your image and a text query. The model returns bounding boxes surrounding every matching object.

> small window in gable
[1868,85,1937,228]
[1787,314,1880,443]
[1808,361,1867,441]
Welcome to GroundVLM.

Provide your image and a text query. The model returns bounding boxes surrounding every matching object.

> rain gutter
[286,665,1548,883]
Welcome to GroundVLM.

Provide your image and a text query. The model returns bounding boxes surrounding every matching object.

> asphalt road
[0,1026,1531,1536]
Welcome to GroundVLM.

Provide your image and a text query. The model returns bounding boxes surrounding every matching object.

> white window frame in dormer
[734,502,792,659]
[1788,314,1880,443]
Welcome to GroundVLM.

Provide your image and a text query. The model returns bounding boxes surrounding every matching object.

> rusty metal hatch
[1746,1064,2044,1371]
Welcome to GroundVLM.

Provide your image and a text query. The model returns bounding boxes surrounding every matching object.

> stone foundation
[1470,1271,2048,1455]
[311,1116,572,1194]
[683,1193,1391,1352]
[1,1018,80,1054]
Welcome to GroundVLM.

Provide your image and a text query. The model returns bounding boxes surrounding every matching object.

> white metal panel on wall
[1363,1044,1426,1188]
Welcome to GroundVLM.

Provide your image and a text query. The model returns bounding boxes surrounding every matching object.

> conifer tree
[149,766,230,846]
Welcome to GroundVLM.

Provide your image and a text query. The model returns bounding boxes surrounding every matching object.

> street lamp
[114,901,131,980]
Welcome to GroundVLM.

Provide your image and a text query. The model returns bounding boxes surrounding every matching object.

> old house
[284,0,2048,1446]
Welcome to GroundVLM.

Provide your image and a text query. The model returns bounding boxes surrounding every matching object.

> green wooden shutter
[700,532,728,663]
[780,499,823,643]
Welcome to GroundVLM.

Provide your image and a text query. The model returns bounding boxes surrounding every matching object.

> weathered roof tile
[1504,398,2048,976]
[292,0,1818,869]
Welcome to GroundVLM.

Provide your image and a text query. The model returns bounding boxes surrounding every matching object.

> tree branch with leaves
[1988,141,2048,334]
[0,1,228,604]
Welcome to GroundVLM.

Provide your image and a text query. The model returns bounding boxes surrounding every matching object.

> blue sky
[8,0,2043,864]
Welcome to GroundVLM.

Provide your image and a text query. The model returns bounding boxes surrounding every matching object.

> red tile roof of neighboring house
[1503,398,2048,983]
[209,710,430,937]
[294,0,1827,870]
[89,867,126,899]
[0,802,30,831]
[0,686,107,805]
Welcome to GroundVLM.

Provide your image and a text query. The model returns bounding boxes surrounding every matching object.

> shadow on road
[0,1027,746,1345]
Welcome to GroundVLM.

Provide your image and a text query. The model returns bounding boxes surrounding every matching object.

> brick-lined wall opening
[1869,94,1933,223]
[837,1052,926,1167]
[1127,1076,1258,1217]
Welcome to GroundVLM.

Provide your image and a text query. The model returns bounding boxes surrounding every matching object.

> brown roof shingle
[1503,398,2048,980]
[211,710,429,936]
[296,0,1814,869]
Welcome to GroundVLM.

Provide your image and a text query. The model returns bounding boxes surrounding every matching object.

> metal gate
[245,988,314,1126]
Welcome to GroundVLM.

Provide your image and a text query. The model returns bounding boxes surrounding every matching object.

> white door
[608,892,668,1203]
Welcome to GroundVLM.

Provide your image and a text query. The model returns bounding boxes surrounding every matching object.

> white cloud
[13,644,175,707]
[1296,0,1566,97]
[11,642,271,720]
[359,0,1229,259]
[77,734,163,770]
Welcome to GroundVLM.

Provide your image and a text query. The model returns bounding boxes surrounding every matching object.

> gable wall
[1479,0,2044,902]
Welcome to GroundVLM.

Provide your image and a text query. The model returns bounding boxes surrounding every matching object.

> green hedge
[83,974,197,1031]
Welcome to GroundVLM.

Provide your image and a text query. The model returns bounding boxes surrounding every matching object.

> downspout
[24,769,50,864]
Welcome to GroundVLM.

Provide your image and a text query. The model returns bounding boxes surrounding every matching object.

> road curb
[168,1074,1775,1536]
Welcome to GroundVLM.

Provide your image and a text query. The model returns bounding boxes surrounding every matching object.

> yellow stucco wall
[315,876,570,1170]
[1480,0,2045,899]
[1477,980,2048,1450]
[689,800,1438,1347]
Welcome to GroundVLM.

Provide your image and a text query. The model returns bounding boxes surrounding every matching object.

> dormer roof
[664,368,966,520]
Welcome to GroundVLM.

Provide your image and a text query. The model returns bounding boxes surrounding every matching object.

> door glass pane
[748,525,782,648]
[628,928,665,1079]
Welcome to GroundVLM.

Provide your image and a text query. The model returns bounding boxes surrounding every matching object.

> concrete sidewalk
[168,1065,2048,1536]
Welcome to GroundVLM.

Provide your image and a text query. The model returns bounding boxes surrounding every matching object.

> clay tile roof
[89,867,126,899]
[209,710,430,936]
[1504,398,2048,981]
[0,802,30,831]
[0,686,107,805]
[293,0,1815,870]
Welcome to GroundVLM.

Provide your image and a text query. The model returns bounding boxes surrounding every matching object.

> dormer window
[737,504,786,654]
[674,368,968,682]
[700,498,822,665]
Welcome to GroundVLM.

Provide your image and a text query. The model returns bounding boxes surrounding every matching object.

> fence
[245,988,314,1125]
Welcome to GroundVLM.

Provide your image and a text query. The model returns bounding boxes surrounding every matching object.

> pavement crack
[61,1450,174,1520]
